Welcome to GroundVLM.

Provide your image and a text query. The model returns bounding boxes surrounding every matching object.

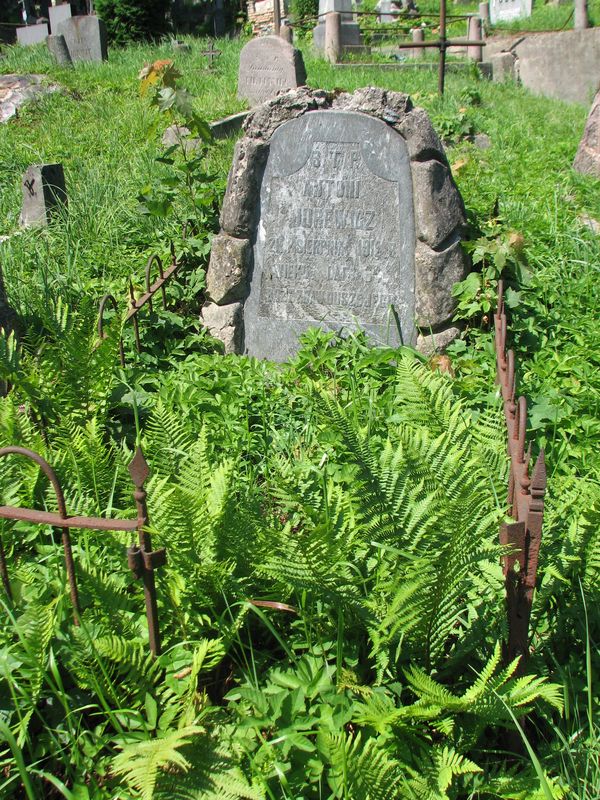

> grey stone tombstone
[56,15,108,62]
[237,36,306,106]
[489,0,531,24]
[16,23,49,46]
[48,2,72,33]
[203,87,470,359]
[20,164,67,227]
[376,0,395,22]
[47,33,73,64]
[573,90,600,177]
[313,0,362,51]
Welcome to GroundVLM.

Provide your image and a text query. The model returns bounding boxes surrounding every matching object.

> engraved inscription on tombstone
[237,36,306,105]
[203,87,470,360]
[246,112,415,359]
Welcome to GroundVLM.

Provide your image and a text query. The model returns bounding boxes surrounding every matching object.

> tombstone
[573,90,600,177]
[20,164,67,227]
[16,23,49,46]
[489,0,531,24]
[313,0,362,52]
[48,2,73,33]
[56,15,108,62]
[202,87,470,359]
[237,36,306,106]
[47,34,72,64]
[376,0,396,22]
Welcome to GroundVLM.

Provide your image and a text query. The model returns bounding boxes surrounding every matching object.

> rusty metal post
[97,293,125,368]
[0,447,81,623]
[128,447,165,657]
[128,280,142,353]
[438,0,447,96]
[0,534,12,601]
[494,282,547,672]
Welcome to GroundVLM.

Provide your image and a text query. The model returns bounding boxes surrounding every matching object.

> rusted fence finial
[494,281,547,671]
[0,446,166,657]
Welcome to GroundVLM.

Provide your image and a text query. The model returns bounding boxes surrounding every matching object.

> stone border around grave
[202,86,470,356]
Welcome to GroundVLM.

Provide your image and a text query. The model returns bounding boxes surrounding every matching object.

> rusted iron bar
[0,446,166,657]
[0,506,137,531]
[494,280,547,671]
[126,260,179,321]
[438,0,447,95]
[97,293,125,368]
[0,446,81,623]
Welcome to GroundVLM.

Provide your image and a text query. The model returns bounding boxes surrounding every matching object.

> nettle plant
[137,59,221,266]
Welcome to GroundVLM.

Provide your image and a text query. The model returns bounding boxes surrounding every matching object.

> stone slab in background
[573,90,600,177]
[57,15,108,62]
[48,2,73,33]
[16,23,49,46]
[20,164,67,227]
[238,36,306,105]
[483,28,600,105]
[0,74,61,124]
[313,0,362,52]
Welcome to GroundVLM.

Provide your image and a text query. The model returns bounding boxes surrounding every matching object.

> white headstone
[489,0,531,24]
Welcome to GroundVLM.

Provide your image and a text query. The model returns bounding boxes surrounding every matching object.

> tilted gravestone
[573,89,600,178]
[57,16,108,62]
[16,24,49,46]
[489,0,531,24]
[202,88,470,360]
[20,164,67,227]
[47,34,72,65]
[237,36,306,106]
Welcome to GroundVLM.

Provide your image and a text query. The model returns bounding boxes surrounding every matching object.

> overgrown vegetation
[0,30,598,800]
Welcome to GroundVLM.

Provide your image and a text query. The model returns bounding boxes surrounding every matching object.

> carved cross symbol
[24,178,35,196]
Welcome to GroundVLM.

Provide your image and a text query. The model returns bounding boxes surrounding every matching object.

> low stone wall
[484,27,600,105]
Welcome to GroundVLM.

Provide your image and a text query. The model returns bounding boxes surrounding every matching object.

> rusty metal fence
[97,239,188,367]
[0,445,166,656]
[495,279,546,672]
[0,283,547,665]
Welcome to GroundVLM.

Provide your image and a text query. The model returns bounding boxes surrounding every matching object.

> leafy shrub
[95,0,171,44]
[290,0,318,23]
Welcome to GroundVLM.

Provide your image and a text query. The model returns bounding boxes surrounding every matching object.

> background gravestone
[573,89,600,177]
[489,0,531,24]
[47,34,72,64]
[20,164,67,227]
[237,36,306,105]
[48,3,73,33]
[313,0,362,51]
[203,87,470,360]
[16,24,49,46]
[57,16,108,62]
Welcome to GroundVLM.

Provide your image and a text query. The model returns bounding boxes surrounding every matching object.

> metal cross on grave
[201,39,221,69]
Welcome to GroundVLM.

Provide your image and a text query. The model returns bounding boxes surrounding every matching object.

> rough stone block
[220,139,269,237]
[415,239,468,328]
[412,160,465,248]
[201,302,243,354]
[47,34,72,64]
[206,234,252,304]
[490,52,517,82]
[416,325,462,355]
[573,89,600,177]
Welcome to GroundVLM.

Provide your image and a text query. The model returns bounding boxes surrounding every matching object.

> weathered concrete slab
[484,28,600,105]
[16,24,49,46]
